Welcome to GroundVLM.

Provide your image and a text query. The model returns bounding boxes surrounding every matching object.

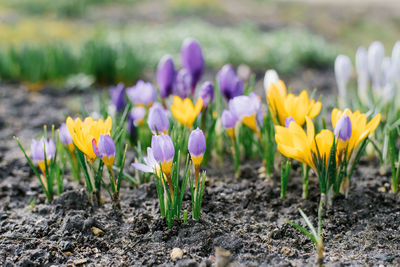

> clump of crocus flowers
[14,126,63,201]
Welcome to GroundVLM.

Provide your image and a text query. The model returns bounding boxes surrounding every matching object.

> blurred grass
[0,19,337,85]
[0,0,141,18]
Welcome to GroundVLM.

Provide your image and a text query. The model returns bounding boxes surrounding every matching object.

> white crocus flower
[355,46,369,105]
[334,55,352,107]
[263,69,279,94]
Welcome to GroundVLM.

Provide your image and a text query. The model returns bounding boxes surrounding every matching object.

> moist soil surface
[0,81,399,266]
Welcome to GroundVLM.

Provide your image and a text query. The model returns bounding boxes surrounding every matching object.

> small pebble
[91,226,104,236]
[171,248,183,260]
[378,187,386,193]
[281,247,291,255]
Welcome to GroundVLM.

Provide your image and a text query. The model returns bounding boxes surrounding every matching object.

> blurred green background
[0,0,398,88]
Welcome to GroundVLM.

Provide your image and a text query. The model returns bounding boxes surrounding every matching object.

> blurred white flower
[263,69,279,94]
[367,41,385,90]
[355,46,369,105]
[334,54,352,106]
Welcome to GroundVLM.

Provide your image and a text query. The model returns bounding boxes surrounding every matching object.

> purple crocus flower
[92,134,115,168]
[217,64,244,101]
[127,80,156,106]
[221,109,237,130]
[221,109,237,139]
[129,107,146,124]
[131,147,159,173]
[59,123,73,146]
[174,69,192,99]
[228,93,261,122]
[181,38,204,92]
[147,103,169,134]
[198,81,214,108]
[31,137,56,162]
[109,83,126,112]
[151,133,175,175]
[157,55,176,98]
[285,117,296,128]
[334,115,352,141]
[188,128,206,166]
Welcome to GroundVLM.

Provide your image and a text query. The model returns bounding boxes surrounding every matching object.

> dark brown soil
[1,81,399,266]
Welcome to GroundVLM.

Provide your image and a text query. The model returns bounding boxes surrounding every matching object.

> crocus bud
[188,128,206,166]
[334,54,352,102]
[355,46,369,105]
[93,134,115,168]
[285,117,295,128]
[264,69,279,93]
[31,137,56,174]
[151,133,175,176]
[109,83,126,112]
[221,109,237,139]
[59,123,74,153]
[147,103,169,134]
[368,41,385,89]
[217,64,244,101]
[157,55,176,98]
[127,80,156,106]
[334,115,352,141]
[198,81,214,108]
[174,69,192,99]
[181,38,204,91]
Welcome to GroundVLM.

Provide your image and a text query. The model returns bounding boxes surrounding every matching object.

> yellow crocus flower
[275,117,334,170]
[66,116,112,161]
[331,108,381,158]
[170,96,203,128]
[267,80,322,126]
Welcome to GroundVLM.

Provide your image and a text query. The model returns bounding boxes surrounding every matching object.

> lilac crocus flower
[92,134,115,168]
[147,103,169,134]
[151,133,175,175]
[198,81,214,108]
[181,38,204,92]
[221,109,237,140]
[228,93,261,121]
[188,128,206,166]
[129,107,146,124]
[285,117,295,128]
[334,55,352,104]
[59,123,73,146]
[127,80,156,106]
[131,147,159,173]
[31,137,56,162]
[217,64,244,101]
[174,69,192,99]
[334,115,352,141]
[109,83,126,112]
[157,55,176,98]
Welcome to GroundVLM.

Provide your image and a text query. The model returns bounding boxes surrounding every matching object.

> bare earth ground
[0,78,399,266]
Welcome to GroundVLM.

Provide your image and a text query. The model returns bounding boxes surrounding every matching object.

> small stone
[330,256,339,261]
[171,248,183,260]
[215,247,231,267]
[91,226,104,236]
[73,258,88,265]
[63,252,72,257]
[378,186,386,193]
[281,246,291,255]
